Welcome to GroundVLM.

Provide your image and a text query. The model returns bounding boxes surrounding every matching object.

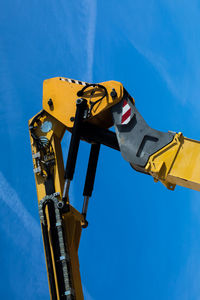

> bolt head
[48,99,53,107]
[76,98,83,105]
[110,88,117,99]
[57,201,64,209]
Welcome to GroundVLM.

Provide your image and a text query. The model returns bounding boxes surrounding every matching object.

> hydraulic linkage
[29,79,121,299]
[29,77,200,300]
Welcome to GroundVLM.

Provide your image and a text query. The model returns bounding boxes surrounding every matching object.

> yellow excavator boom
[29,77,200,300]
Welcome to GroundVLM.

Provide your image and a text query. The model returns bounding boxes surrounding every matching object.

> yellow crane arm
[29,77,200,300]
[42,77,200,192]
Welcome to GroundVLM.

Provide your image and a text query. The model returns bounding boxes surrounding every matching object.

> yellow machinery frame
[29,77,200,300]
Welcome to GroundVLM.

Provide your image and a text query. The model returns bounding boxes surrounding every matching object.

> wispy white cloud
[0,171,40,239]
[83,285,94,300]
[115,1,200,108]
[81,0,97,82]
[86,0,97,82]
[0,172,91,299]
[174,251,200,300]
[172,191,200,300]
[120,23,184,103]
[0,171,48,298]
[127,43,181,102]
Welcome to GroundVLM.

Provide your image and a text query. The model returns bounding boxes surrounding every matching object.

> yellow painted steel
[145,133,183,190]
[29,77,200,300]
[146,133,200,191]
[167,137,200,191]
[29,112,84,300]
[43,77,124,129]
[29,78,126,300]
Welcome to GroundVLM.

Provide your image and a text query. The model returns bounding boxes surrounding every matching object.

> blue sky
[1,1,200,299]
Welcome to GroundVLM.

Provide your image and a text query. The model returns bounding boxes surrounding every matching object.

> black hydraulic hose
[77,83,107,99]
[64,98,88,181]
[83,143,100,197]
[47,201,66,298]
[40,194,75,300]
[41,211,58,300]
[43,180,68,299]
[77,84,108,113]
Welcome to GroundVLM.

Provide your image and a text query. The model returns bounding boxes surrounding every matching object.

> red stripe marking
[121,107,131,123]
[123,100,128,107]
